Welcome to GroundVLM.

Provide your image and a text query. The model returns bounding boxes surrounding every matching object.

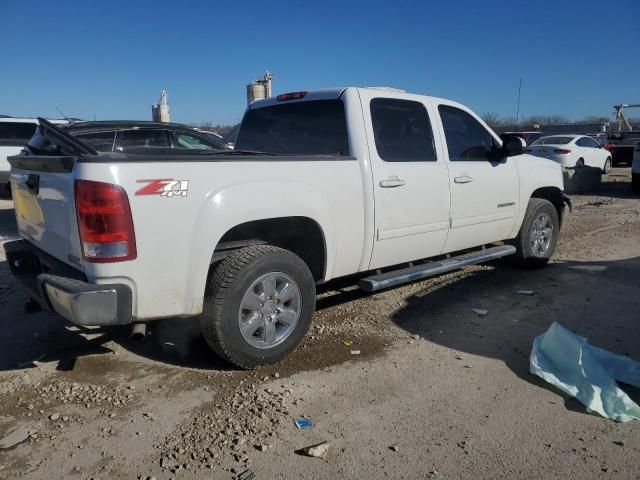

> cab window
[370,98,436,162]
[439,105,496,160]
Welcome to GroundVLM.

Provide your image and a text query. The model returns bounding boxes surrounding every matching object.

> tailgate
[9,119,97,270]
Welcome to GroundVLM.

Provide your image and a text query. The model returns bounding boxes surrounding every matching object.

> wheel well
[531,187,564,225]
[214,217,326,281]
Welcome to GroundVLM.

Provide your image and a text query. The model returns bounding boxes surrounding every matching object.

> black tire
[603,157,611,174]
[507,198,560,268]
[200,245,315,369]
[576,158,584,168]
[633,173,640,194]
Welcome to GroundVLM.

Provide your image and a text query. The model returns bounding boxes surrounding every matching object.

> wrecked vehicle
[4,87,571,368]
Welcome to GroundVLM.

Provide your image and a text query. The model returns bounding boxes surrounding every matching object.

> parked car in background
[500,131,542,146]
[528,134,612,173]
[632,143,640,193]
[586,132,609,147]
[63,121,226,152]
[0,116,68,197]
[222,124,240,149]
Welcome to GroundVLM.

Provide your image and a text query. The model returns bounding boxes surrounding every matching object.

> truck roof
[248,87,459,110]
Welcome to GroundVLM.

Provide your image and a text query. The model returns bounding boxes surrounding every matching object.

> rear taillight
[605,143,614,151]
[75,180,136,263]
[553,149,571,154]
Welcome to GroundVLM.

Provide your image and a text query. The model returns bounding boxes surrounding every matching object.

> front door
[435,104,519,253]
[360,92,451,269]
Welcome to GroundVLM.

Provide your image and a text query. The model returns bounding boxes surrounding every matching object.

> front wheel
[507,198,560,268]
[200,245,316,369]
[602,157,612,174]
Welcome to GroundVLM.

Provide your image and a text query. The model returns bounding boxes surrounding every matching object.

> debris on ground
[530,322,640,422]
[0,426,37,449]
[471,309,489,316]
[350,350,361,355]
[516,290,535,296]
[294,417,314,429]
[389,444,399,452]
[301,441,330,458]
[342,340,353,347]
[160,456,180,470]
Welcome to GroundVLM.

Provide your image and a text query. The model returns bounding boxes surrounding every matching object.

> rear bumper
[3,239,132,326]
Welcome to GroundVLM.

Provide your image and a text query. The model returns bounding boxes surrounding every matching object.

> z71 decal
[136,179,189,198]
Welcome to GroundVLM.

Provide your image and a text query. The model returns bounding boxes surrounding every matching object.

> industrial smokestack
[246,71,273,106]
[152,90,170,123]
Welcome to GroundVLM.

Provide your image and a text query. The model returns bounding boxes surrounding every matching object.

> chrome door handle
[454,175,473,184]
[379,176,406,188]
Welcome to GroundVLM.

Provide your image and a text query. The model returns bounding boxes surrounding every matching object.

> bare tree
[481,112,501,127]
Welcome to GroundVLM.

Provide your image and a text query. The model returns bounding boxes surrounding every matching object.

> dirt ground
[0,168,638,479]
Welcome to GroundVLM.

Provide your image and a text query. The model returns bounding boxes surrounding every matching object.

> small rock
[0,427,37,449]
[273,373,280,378]
[472,309,489,316]
[160,456,179,469]
[302,441,330,458]
[49,413,60,421]
[389,444,399,452]
[613,440,625,447]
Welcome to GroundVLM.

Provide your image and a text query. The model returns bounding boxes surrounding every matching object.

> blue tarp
[530,322,640,422]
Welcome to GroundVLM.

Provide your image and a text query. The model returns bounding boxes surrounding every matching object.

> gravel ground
[0,168,638,479]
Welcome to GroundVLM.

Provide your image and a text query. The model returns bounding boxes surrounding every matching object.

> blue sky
[1,0,638,125]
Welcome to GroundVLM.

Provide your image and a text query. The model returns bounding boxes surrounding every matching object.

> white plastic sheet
[530,322,640,422]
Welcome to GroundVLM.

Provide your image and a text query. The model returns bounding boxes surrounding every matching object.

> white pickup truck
[5,87,571,368]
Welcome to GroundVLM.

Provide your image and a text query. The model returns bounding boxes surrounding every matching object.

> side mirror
[503,136,525,156]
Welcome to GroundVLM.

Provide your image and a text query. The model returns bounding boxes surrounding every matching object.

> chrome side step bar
[358,245,516,292]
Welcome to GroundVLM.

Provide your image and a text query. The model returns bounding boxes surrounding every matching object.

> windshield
[235,100,350,155]
[531,136,574,146]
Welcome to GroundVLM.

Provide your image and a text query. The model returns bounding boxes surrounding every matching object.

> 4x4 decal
[136,179,189,197]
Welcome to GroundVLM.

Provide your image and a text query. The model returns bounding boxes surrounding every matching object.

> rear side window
[117,129,169,149]
[439,105,496,160]
[370,98,436,162]
[236,100,349,156]
[73,131,116,151]
[172,132,218,150]
[0,122,37,146]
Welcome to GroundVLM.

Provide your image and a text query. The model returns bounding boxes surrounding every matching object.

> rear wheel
[603,157,611,174]
[200,245,315,369]
[507,198,559,268]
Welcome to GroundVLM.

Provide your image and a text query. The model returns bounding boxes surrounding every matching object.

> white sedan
[528,134,612,173]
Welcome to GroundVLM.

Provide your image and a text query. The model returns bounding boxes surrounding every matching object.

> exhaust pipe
[130,322,147,343]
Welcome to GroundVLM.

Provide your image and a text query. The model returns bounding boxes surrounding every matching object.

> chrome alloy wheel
[530,213,553,257]
[238,272,302,349]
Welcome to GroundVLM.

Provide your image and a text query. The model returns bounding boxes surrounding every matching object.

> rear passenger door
[359,92,451,269]
[436,103,519,252]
